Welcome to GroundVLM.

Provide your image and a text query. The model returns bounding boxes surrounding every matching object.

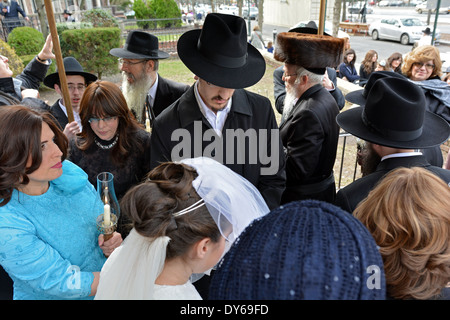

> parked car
[415,1,449,14]
[369,17,440,45]
[291,20,350,39]
[348,5,373,14]
[243,7,259,20]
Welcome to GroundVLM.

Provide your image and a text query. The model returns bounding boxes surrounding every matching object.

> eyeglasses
[68,84,86,92]
[412,62,435,71]
[282,72,298,79]
[88,116,118,124]
[118,58,149,66]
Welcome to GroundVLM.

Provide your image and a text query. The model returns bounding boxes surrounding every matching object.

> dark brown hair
[120,162,220,260]
[387,52,403,73]
[343,48,357,67]
[76,80,144,166]
[0,105,68,206]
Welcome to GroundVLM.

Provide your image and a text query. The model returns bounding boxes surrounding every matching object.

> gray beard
[121,72,153,123]
[282,89,298,120]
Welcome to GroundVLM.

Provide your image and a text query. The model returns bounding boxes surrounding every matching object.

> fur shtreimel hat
[274,32,344,74]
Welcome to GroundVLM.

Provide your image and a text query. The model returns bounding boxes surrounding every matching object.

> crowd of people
[0,13,449,301]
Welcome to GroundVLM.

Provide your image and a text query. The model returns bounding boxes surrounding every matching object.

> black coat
[0,57,50,108]
[280,84,340,204]
[335,155,450,214]
[150,86,286,210]
[152,75,190,118]
[49,100,68,131]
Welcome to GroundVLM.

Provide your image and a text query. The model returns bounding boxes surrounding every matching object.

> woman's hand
[98,232,122,257]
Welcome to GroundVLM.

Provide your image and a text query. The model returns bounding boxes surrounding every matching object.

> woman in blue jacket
[338,48,360,84]
[0,106,122,300]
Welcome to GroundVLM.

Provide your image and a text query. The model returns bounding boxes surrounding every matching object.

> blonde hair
[402,45,442,79]
[354,167,450,300]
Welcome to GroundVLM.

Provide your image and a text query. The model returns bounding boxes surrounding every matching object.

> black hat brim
[345,89,365,105]
[336,107,450,149]
[177,29,266,89]
[109,48,170,60]
[43,71,98,89]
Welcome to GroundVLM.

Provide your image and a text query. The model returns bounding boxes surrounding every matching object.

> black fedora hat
[337,77,449,149]
[289,20,331,36]
[177,13,265,89]
[44,56,97,88]
[109,30,169,60]
[345,71,406,106]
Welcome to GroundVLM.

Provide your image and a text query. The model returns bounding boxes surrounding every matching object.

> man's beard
[122,70,153,123]
[357,142,381,177]
[282,86,298,120]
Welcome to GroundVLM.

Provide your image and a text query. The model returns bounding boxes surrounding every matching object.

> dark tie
[144,95,156,128]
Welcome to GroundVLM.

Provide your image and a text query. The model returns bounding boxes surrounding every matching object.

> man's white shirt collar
[194,80,231,137]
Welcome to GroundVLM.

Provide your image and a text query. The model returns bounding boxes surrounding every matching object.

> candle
[103,203,111,227]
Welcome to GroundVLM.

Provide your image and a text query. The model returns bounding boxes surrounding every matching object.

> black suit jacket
[280,84,340,204]
[335,155,450,213]
[152,75,190,118]
[49,100,69,131]
[150,86,286,210]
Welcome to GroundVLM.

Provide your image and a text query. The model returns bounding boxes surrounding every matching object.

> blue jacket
[0,161,106,300]
[338,62,360,83]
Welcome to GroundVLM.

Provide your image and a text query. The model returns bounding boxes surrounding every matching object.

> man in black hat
[417,27,432,47]
[150,13,286,212]
[43,56,97,140]
[63,9,75,22]
[274,31,344,204]
[335,77,450,214]
[109,31,189,126]
[273,22,345,114]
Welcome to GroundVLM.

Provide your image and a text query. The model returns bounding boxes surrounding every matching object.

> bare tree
[333,0,343,38]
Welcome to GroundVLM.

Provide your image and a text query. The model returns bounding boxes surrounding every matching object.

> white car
[369,17,440,45]
[291,20,350,39]
[415,1,449,14]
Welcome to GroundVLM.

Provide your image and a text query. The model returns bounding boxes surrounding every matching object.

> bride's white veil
[95,157,269,300]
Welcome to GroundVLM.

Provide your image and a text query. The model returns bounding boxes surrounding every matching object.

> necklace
[94,134,119,150]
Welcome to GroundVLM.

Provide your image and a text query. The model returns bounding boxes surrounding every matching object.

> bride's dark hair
[120,162,220,260]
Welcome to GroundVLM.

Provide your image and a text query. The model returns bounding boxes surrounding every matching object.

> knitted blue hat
[209,200,386,300]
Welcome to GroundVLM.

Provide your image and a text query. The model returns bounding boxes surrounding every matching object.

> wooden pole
[43,0,74,123]
[318,0,327,36]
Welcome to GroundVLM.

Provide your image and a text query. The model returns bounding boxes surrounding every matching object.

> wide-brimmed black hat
[289,20,331,36]
[345,71,406,106]
[63,9,72,15]
[44,56,97,88]
[109,30,169,60]
[422,27,431,35]
[177,13,265,89]
[336,77,449,149]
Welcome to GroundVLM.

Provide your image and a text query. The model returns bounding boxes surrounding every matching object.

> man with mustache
[149,13,286,300]
[109,31,189,127]
[150,13,286,212]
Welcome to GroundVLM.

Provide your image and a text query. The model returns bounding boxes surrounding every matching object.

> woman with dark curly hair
[354,167,450,300]
[68,80,151,236]
[0,105,122,300]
